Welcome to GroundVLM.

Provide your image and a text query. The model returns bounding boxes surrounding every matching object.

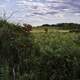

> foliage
[0,20,80,80]
[23,24,32,32]
[0,20,33,80]
[40,23,80,30]
[30,32,80,80]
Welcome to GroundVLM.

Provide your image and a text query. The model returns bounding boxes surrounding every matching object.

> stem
[13,66,16,80]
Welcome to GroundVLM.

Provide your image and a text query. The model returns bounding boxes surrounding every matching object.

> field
[32,28,80,56]
[32,27,69,33]
[29,29,80,80]
[0,21,80,80]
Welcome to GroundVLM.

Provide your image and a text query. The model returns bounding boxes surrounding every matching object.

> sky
[0,0,80,26]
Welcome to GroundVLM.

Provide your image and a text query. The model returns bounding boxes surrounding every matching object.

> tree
[23,23,32,32]
[42,24,50,27]
[0,9,18,21]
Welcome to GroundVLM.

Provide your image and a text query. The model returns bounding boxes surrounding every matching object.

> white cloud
[0,0,80,25]
[46,0,64,3]
[0,5,5,8]
[54,13,64,18]
[5,0,10,2]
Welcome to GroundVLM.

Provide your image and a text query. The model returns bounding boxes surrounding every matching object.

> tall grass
[30,32,80,80]
[0,20,80,80]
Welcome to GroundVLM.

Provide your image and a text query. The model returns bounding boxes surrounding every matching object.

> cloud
[0,0,80,25]
[46,0,64,3]
[14,0,80,25]
[5,0,10,2]
[16,0,80,16]
[54,13,64,18]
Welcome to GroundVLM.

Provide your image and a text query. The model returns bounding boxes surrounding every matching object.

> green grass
[29,31,80,80]
[32,27,69,33]
[0,20,80,80]
[32,32,80,56]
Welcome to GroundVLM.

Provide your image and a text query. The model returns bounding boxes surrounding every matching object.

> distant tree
[23,23,32,32]
[51,24,55,27]
[55,23,80,30]
[42,24,50,27]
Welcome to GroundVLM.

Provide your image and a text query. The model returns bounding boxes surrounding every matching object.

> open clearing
[31,27,69,33]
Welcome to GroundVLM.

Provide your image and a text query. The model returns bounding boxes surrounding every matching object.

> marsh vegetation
[0,20,80,80]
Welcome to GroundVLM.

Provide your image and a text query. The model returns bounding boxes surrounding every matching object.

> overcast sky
[0,0,80,25]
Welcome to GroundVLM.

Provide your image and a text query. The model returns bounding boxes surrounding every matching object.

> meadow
[33,32,80,56]
[28,28,80,80]
[0,20,80,80]
[32,27,69,33]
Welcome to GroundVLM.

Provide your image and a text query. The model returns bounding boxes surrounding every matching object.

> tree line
[40,23,80,30]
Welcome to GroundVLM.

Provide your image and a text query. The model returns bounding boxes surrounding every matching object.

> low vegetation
[0,20,80,80]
